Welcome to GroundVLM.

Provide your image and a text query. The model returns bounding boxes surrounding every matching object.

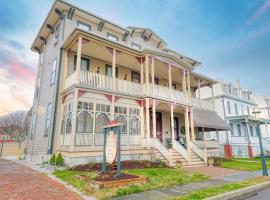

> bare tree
[0,111,28,149]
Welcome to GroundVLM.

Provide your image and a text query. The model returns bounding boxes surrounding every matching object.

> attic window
[107,33,118,41]
[131,42,141,50]
[77,21,91,32]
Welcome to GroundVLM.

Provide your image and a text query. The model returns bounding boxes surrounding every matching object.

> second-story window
[230,123,234,136]
[77,21,91,32]
[73,56,90,71]
[235,103,238,115]
[105,64,118,78]
[249,126,254,136]
[50,59,57,85]
[131,42,142,50]
[237,124,241,136]
[44,103,52,136]
[107,33,119,41]
[227,101,231,114]
[256,126,260,136]
[54,23,60,45]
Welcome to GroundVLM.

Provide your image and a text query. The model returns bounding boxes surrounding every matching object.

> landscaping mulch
[72,160,167,172]
[95,172,139,182]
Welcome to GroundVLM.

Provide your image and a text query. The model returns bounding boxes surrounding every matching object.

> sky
[0,0,270,116]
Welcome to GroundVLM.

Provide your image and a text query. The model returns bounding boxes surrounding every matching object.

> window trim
[50,59,57,85]
[105,64,118,78]
[73,55,90,71]
[131,42,142,50]
[44,103,53,136]
[107,32,119,41]
[77,20,91,32]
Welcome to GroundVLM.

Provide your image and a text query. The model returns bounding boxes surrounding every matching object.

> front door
[174,117,179,141]
[156,112,163,142]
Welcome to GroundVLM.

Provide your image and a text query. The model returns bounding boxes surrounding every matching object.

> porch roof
[227,115,270,125]
[193,109,230,131]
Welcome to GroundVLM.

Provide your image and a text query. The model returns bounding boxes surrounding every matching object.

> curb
[206,180,270,200]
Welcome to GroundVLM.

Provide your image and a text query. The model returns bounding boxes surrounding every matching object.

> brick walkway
[0,159,83,200]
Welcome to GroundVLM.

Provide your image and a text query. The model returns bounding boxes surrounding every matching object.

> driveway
[0,159,82,200]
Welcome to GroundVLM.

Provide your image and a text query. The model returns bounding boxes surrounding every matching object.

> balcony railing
[64,71,214,111]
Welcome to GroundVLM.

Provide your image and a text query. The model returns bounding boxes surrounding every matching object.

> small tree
[49,153,56,165]
[56,153,64,166]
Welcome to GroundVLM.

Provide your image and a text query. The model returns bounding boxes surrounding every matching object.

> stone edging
[206,180,270,200]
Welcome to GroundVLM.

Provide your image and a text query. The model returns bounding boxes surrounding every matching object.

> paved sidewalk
[0,159,83,200]
[114,168,265,200]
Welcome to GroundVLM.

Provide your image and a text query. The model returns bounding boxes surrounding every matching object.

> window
[77,21,91,32]
[172,83,177,90]
[241,105,244,115]
[96,103,110,113]
[44,103,52,135]
[54,23,60,45]
[256,126,260,137]
[227,101,231,114]
[40,46,44,65]
[30,113,37,139]
[130,117,140,135]
[107,33,119,41]
[35,77,40,99]
[249,126,254,136]
[115,106,127,115]
[235,103,238,115]
[66,112,72,134]
[131,71,140,83]
[237,124,241,136]
[247,106,250,115]
[131,42,141,50]
[76,111,93,133]
[230,123,234,136]
[50,59,57,85]
[105,64,118,78]
[115,115,127,134]
[95,113,110,134]
[73,56,90,71]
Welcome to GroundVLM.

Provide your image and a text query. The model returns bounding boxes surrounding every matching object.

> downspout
[48,48,63,154]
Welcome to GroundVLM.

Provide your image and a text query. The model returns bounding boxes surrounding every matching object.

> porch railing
[195,140,219,149]
[173,140,189,161]
[190,141,206,162]
[59,134,71,146]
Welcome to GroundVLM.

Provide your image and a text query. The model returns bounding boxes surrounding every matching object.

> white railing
[130,135,141,146]
[64,73,76,89]
[195,140,219,149]
[154,85,171,101]
[173,140,189,161]
[59,134,71,146]
[92,133,140,146]
[75,133,93,146]
[116,79,141,95]
[154,139,170,161]
[190,141,205,161]
[80,70,112,90]
[172,89,186,104]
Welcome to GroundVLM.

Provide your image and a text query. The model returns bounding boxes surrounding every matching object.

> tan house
[26,0,228,166]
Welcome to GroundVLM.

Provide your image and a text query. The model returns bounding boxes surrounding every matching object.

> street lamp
[253,107,269,176]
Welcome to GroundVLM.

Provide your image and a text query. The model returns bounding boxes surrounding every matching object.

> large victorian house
[26,0,229,166]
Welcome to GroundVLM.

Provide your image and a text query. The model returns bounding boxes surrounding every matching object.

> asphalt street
[245,187,270,200]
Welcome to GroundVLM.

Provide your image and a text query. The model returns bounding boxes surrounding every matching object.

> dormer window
[77,21,91,32]
[107,33,118,41]
[131,42,141,50]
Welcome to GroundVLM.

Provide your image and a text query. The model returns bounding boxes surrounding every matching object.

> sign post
[102,121,123,177]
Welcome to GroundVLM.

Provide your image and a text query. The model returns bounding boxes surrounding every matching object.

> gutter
[48,47,63,154]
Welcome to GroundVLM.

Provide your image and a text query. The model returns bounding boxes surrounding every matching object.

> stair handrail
[154,139,170,162]
[190,141,206,162]
[172,140,189,161]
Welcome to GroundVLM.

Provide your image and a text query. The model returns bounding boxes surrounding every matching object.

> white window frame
[50,59,57,85]
[131,42,142,50]
[107,33,119,41]
[44,103,53,135]
[54,23,60,45]
[77,21,91,32]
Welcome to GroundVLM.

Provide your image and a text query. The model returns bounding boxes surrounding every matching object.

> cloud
[246,0,270,25]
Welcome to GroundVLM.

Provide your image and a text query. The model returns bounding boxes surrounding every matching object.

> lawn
[54,167,209,200]
[220,158,270,171]
[170,176,270,200]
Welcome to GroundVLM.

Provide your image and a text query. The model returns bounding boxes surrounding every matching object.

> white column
[112,48,116,91]
[170,104,175,141]
[76,36,82,83]
[197,79,201,99]
[145,55,149,95]
[151,57,155,96]
[110,95,115,121]
[190,108,195,142]
[202,128,208,164]
[63,49,69,86]
[168,64,172,99]
[187,70,191,96]
[265,123,269,138]
[140,58,144,93]
[185,106,191,164]
[182,70,186,93]
[152,100,156,138]
[145,98,150,148]
[210,84,215,110]
[70,88,79,151]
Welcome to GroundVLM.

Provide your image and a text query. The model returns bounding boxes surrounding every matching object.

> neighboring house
[200,80,270,158]
[26,0,228,166]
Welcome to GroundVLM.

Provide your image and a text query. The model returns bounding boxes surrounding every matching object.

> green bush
[56,153,65,166]
[50,153,56,165]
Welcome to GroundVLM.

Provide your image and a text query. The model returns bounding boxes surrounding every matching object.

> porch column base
[224,144,233,158]
[248,145,254,158]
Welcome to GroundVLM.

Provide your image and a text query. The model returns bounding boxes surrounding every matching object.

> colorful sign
[105,130,117,164]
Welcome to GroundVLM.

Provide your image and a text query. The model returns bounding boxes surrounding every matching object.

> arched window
[66,112,72,134]
[130,117,140,135]
[115,115,127,134]
[76,111,93,133]
[95,113,110,134]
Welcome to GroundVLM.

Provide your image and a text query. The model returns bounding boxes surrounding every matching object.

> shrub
[213,157,222,166]
[56,153,65,166]
[50,153,56,165]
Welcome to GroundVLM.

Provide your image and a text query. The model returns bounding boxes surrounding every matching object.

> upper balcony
[61,32,216,111]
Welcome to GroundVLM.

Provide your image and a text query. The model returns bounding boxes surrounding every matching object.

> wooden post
[190,108,195,142]
[151,56,155,96]
[152,100,156,138]
[197,79,201,99]
[76,36,82,83]
[170,104,175,141]
[145,98,150,148]
[210,84,215,110]
[140,105,145,147]
[185,106,191,164]
[140,58,144,93]
[203,128,208,165]
[187,70,191,96]
[112,48,116,91]
[145,55,149,95]
[168,64,172,99]
[70,88,79,151]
